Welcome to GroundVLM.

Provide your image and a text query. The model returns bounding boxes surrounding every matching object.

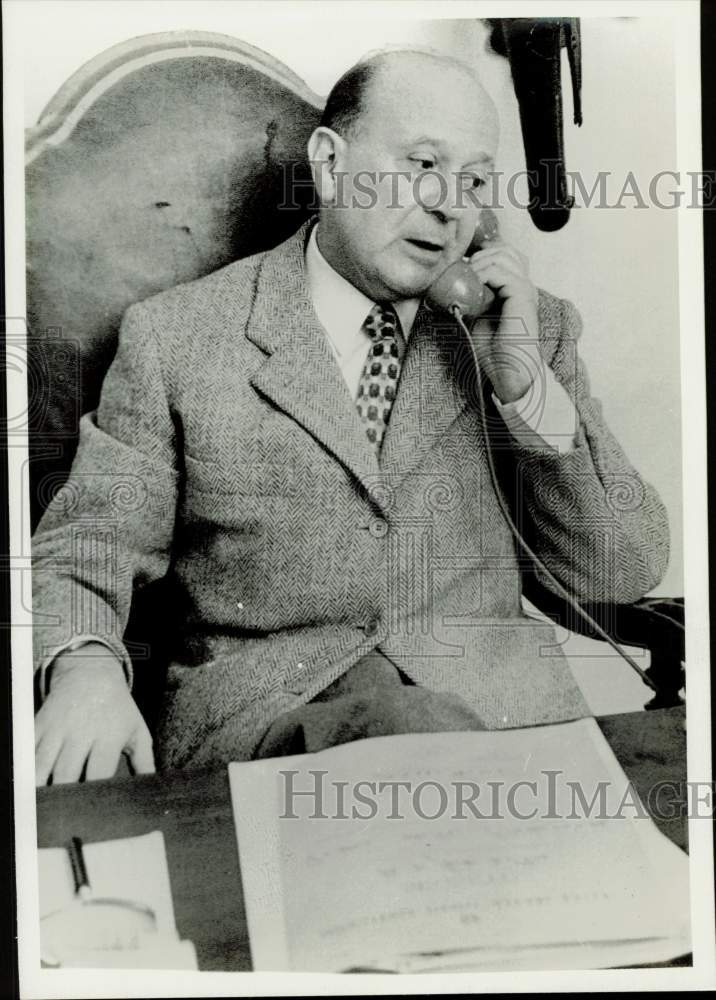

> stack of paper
[230,718,690,972]
[39,830,197,969]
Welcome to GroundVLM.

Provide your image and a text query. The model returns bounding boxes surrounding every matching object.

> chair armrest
[522,576,685,709]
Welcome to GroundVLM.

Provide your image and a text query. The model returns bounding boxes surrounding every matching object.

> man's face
[317,58,499,302]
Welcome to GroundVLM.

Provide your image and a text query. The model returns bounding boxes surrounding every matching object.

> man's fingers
[471,259,524,286]
[35,734,62,787]
[471,257,527,285]
[470,245,527,271]
[34,701,58,744]
[85,740,125,782]
[51,741,91,784]
[126,725,156,775]
[35,680,153,784]
[470,262,512,294]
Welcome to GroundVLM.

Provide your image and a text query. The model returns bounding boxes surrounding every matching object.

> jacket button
[364,616,381,637]
[369,517,389,539]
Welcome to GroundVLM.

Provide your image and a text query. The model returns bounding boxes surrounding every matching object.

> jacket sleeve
[31,302,179,683]
[504,290,670,604]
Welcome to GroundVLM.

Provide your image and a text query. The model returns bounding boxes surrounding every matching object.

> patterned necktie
[356,303,404,454]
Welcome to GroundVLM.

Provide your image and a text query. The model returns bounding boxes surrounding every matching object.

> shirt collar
[305,223,421,361]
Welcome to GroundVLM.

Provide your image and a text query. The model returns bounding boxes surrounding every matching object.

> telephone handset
[425,207,500,319]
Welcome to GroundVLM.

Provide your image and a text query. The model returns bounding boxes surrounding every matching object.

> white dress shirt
[305,224,579,455]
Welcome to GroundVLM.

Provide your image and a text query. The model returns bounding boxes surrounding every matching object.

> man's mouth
[405,238,444,252]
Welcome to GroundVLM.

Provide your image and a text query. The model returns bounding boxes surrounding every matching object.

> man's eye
[410,156,436,170]
[470,176,487,189]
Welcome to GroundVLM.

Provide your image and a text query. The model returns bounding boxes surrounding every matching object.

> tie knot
[364,302,399,341]
[363,304,406,365]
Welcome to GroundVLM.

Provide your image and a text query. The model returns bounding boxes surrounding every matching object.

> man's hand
[35,644,155,785]
[467,240,542,404]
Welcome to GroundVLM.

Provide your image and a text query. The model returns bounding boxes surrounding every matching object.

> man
[32,50,669,784]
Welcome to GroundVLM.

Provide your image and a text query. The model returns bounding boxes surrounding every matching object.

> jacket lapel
[245,221,383,498]
[379,303,468,482]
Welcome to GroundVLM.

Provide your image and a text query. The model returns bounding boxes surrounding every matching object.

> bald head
[320,48,499,147]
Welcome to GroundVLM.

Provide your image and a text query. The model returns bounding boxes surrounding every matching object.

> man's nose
[416,170,462,224]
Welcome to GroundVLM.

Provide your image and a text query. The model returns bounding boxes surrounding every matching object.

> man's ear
[308,127,345,206]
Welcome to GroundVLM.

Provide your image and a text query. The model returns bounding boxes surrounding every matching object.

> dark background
[0,2,19,993]
[702,0,716,974]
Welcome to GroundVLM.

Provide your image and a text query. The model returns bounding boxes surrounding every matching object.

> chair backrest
[26,31,323,527]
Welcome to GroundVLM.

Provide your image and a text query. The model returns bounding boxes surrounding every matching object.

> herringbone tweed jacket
[32,220,669,769]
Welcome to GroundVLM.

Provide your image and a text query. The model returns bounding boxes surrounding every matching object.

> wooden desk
[36,707,688,972]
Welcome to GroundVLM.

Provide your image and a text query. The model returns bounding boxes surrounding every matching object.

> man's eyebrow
[462,154,494,170]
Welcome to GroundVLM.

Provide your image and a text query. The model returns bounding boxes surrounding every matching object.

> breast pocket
[182,452,296,529]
